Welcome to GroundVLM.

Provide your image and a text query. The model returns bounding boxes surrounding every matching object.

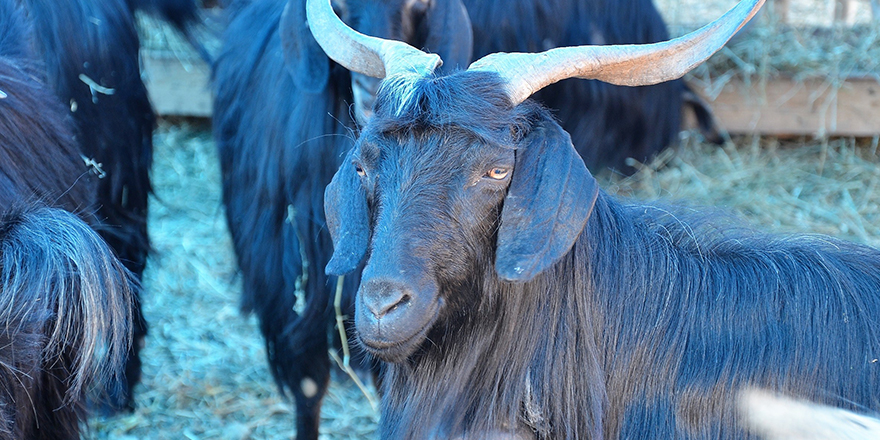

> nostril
[386,293,411,315]
[363,280,414,319]
[373,291,411,319]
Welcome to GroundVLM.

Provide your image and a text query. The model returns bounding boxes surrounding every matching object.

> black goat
[0,2,134,437]
[310,0,880,438]
[211,0,471,437]
[462,0,720,173]
[21,0,202,411]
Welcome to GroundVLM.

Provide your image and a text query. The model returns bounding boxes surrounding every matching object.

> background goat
[211,0,471,437]
[20,0,202,411]
[310,0,880,437]
[462,0,720,173]
[0,2,134,436]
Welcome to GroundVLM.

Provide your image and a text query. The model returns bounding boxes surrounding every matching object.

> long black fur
[336,71,880,439]
[0,29,92,217]
[212,0,473,437]
[0,3,134,436]
[21,0,155,411]
[0,208,135,440]
[462,0,706,173]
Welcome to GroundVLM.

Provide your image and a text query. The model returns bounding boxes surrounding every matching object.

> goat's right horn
[306,0,442,79]
[468,0,764,106]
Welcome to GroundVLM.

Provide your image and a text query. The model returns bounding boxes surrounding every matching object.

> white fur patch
[379,71,425,118]
[301,377,319,398]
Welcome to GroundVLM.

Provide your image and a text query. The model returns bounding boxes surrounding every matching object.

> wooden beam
[691,76,880,137]
[142,53,212,118]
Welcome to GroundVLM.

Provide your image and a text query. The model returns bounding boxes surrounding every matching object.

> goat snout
[362,279,413,320]
[356,276,441,362]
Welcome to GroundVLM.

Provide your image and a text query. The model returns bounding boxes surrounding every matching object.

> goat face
[324,74,599,362]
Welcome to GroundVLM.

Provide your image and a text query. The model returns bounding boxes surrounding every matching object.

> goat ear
[281,0,330,93]
[423,0,473,72]
[495,120,599,281]
[324,154,370,275]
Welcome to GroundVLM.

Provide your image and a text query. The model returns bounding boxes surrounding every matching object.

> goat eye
[354,163,366,177]
[485,167,510,180]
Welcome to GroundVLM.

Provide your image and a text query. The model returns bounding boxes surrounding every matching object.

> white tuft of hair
[378,71,426,118]
[738,388,880,440]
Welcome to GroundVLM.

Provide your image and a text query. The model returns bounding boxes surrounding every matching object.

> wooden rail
[143,54,880,137]
[693,76,880,137]
[143,54,213,118]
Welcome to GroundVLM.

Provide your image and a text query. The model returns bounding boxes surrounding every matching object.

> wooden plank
[140,53,880,138]
[142,54,212,118]
[692,77,880,137]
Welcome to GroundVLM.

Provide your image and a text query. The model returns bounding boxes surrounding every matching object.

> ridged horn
[468,0,765,106]
[305,0,442,79]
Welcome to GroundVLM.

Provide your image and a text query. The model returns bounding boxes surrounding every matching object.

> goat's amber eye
[355,163,366,177]
[485,167,510,180]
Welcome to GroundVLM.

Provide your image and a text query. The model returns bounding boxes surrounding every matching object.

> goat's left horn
[468,0,764,106]
[305,0,442,79]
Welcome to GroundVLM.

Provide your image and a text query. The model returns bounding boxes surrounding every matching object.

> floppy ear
[280,0,330,93]
[495,120,600,281]
[324,153,371,275]
[423,0,473,72]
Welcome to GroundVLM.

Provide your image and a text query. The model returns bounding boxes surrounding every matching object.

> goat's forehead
[358,128,505,175]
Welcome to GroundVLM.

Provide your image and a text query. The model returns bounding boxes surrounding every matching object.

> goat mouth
[357,298,442,363]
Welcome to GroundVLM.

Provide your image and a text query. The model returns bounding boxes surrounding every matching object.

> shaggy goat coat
[17,0,202,411]
[327,71,880,439]
[0,2,134,436]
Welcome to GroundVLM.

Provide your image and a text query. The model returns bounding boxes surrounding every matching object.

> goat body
[324,71,880,439]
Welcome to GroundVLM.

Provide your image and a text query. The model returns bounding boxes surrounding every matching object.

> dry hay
[604,132,880,247]
[662,0,880,104]
[86,121,879,439]
[686,20,880,93]
[658,0,878,27]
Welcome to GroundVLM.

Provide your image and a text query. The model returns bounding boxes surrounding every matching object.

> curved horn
[468,0,765,106]
[305,0,442,79]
